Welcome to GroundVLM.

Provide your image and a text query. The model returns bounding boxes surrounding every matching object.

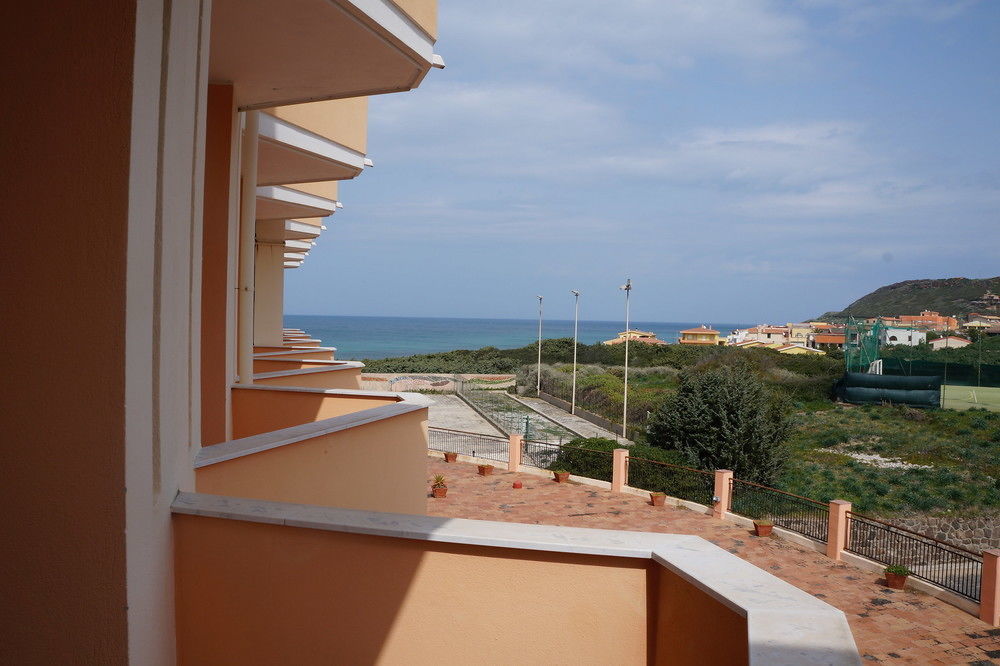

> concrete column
[612,448,628,493]
[981,550,1000,626]
[253,242,285,347]
[826,500,852,561]
[508,434,522,473]
[713,470,733,520]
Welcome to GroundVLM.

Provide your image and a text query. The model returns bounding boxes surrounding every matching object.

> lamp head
[571,290,580,297]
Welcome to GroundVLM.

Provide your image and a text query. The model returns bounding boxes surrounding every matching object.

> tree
[646,364,789,485]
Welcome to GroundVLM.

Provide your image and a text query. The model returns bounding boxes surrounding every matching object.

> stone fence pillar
[713,470,733,519]
[827,500,852,562]
[612,448,628,493]
[508,434,522,473]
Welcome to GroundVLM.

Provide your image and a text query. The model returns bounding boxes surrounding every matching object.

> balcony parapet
[172,492,860,664]
[254,363,363,390]
[197,387,431,468]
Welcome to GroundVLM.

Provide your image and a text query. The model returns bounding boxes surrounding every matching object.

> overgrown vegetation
[646,365,790,485]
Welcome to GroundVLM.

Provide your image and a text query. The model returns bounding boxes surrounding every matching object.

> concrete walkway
[427,456,1000,664]
[514,395,631,443]
[426,394,503,435]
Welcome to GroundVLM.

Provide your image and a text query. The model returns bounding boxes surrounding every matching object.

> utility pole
[536,295,543,395]
[620,278,632,439]
[571,290,580,414]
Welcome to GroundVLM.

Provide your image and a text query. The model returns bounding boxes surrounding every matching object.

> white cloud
[442,0,808,79]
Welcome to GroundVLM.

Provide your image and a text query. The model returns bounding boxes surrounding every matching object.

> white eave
[285,239,312,252]
[284,261,303,269]
[256,186,336,220]
[210,0,437,110]
[257,114,366,186]
[285,220,323,240]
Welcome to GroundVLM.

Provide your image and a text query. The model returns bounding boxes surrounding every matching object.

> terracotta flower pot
[444,452,458,463]
[553,471,570,483]
[431,487,447,498]
[512,481,523,489]
[753,521,773,537]
[885,572,908,590]
[650,493,666,507]
[477,465,493,476]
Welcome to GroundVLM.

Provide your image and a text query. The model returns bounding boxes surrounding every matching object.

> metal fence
[521,440,616,481]
[846,511,983,601]
[428,427,509,464]
[729,479,830,543]
[626,457,715,505]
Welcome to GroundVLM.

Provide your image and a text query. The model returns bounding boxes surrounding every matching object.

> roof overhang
[257,114,366,186]
[256,186,336,220]
[256,219,326,244]
[210,0,438,110]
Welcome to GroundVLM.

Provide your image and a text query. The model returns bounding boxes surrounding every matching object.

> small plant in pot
[552,469,570,483]
[431,475,448,499]
[884,565,912,590]
[477,463,494,476]
[650,491,666,507]
[752,519,774,537]
[444,451,458,463]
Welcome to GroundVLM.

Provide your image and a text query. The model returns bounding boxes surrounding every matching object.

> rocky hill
[818,277,1000,321]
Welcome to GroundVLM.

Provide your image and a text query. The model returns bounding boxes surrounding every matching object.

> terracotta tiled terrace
[427,457,1000,665]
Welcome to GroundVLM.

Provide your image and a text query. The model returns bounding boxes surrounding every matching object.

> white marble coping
[253,346,337,357]
[254,359,348,367]
[171,493,860,665]
[280,338,322,344]
[253,362,363,380]
[197,388,432,468]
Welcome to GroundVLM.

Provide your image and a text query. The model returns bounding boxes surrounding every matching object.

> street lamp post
[536,295,543,396]
[570,290,580,414]
[620,278,632,439]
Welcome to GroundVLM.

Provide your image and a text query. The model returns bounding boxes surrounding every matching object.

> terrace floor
[427,457,1000,665]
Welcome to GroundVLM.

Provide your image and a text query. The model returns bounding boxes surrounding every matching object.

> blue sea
[284,314,754,360]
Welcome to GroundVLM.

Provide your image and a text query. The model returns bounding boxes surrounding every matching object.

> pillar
[612,448,628,493]
[508,434,522,472]
[713,470,733,519]
[981,550,1000,626]
[826,500,852,562]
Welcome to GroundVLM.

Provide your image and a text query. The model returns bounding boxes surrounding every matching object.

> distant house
[678,325,724,345]
[601,329,667,346]
[740,325,789,345]
[775,344,825,355]
[929,336,971,350]
[869,310,958,332]
[786,323,812,347]
[878,326,927,347]
[812,333,846,350]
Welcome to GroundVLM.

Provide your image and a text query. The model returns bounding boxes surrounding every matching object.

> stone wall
[889,513,1000,552]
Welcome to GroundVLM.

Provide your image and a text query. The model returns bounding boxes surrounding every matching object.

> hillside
[818,276,1000,321]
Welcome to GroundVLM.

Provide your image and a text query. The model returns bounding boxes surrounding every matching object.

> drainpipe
[236,110,258,384]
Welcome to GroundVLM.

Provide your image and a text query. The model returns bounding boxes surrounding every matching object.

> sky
[285,0,1000,324]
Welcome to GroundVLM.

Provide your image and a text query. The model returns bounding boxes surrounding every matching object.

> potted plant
[650,491,666,507]
[753,519,773,537]
[477,463,494,476]
[552,469,570,483]
[884,565,912,589]
[431,475,448,498]
[444,451,458,463]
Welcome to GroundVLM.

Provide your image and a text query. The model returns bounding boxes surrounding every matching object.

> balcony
[210,0,439,110]
[173,492,859,664]
[197,385,432,513]
[254,347,337,360]
[254,363,363,390]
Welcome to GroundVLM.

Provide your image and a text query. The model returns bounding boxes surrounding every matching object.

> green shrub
[646,364,790,485]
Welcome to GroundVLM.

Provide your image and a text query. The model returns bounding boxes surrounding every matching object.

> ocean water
[284,314,753,360]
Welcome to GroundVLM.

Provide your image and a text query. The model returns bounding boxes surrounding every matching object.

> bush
[645,364,790,485]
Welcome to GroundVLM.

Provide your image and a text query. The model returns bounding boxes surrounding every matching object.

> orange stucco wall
[196,410,429,513]
[3,3,135,662]
[254,367,362,390]
[654,566,748,665]
[252,359,344,373]
[254,348,335,360]
[265,97,368,153]
[393,0,438,38]
[230,387,398,438]
[201,84,235,445]
[174,516,648,665]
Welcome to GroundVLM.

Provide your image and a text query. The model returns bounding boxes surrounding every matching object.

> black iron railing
[626,457,714,505]
[521,439,615,481]
[428,427,509,464]
[846,511,983,601]
[729,479,829,543]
